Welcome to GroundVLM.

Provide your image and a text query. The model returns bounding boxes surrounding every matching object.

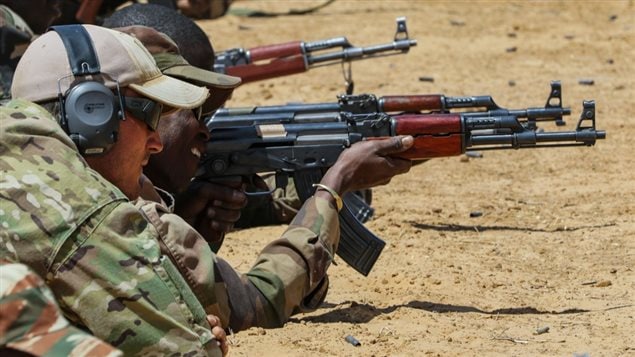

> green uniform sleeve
[137,193,340,333]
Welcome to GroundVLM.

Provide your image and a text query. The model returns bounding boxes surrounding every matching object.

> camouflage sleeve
[0,260,123,356]
[136,195,339,332]
[49,201,223,357]
[241,195,339,328]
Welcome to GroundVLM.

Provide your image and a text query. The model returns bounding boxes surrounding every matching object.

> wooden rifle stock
[225,55,307,83]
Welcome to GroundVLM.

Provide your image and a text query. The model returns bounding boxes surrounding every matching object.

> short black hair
[102,3,215,70]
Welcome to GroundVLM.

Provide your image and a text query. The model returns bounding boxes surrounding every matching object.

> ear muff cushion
[64,81,121,154]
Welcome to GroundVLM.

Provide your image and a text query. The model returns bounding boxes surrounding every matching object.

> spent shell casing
[345,335,361,346]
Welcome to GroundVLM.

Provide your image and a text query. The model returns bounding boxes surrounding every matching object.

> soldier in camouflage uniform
[0,259,123,356]
[102,4,338,248]
[102,5,290,249]
[1,24,222,356]
[1,24,412,356]
[0,0,62,100]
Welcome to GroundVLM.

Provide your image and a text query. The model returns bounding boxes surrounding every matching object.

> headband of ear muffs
[51,25,123,155]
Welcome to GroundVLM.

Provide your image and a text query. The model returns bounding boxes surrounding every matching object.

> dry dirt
[198,1,634,356]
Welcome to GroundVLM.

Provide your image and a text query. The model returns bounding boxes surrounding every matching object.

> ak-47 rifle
[213,17,417,89]
[198,94,605,276]
[211,82,569,223]
[212,81,568,129]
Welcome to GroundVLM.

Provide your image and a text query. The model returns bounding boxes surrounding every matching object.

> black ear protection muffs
[50,25,124,155]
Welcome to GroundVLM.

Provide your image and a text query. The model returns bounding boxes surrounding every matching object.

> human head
[115,25,241,193]
[0,0,62,34]
[103,3,215,70]
[11,24,209,198]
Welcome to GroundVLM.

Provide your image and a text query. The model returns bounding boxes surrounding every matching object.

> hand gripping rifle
[213,17,417,90]
[198,99,605,276]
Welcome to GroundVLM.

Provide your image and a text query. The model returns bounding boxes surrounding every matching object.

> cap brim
[129,74,209,109]
[164,65,241,89]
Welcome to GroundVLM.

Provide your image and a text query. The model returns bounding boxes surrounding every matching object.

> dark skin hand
[176,136,412,243]
[206,315,229,356]
[175,177,248,246]
[318,136,414,202]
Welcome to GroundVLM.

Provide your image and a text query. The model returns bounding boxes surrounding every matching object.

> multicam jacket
[0,260,123,356]
[0,99,340,351]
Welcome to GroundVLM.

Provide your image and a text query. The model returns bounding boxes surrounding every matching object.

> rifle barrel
[304,37,351,52]
[308,40,417,64]
[469,129,605,148]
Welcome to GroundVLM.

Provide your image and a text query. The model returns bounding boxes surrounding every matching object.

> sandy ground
[198,1,634,356]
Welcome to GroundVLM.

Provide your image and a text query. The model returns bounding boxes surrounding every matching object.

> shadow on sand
[294,301,591,324]
[407,222,616,233]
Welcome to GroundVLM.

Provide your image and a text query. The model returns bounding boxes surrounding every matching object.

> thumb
[376,135,414,156]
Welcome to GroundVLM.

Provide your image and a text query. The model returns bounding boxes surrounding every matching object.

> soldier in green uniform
[1,23,412,355]
[103,4,298,246]
[2,24,222,356]
[102,4,369,247]
[114,25,247,251]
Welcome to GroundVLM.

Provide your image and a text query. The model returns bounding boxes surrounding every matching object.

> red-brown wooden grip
[249,41,303,61]
[396,135,463,159]
[393,114,461,135]
[226,56,307,83]
[391,114,463,159]
[381,95,443,112]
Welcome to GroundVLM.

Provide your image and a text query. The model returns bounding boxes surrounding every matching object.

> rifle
[210,82,569,223]
[212,81,568,129]
[213,17,417,89]
[198,98,605,276]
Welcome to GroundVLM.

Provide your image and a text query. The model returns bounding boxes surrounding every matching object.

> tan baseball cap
[11,24,208,109]
[115,25,241,115]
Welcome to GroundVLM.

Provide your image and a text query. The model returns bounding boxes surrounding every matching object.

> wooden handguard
[248,41,303,61]
[393,114,463,159]
[381,95,443,113]
[225,56,307,83]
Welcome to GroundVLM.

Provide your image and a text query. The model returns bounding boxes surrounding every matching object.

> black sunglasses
[124,96,163,131]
